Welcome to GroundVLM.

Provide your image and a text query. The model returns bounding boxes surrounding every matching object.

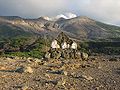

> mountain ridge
[0,15,120,41]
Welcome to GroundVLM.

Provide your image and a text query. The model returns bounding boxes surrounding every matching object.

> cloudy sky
[0,0,120,25]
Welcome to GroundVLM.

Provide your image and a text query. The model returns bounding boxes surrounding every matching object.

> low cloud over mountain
[55,13,77,19]
[0,0,120,25]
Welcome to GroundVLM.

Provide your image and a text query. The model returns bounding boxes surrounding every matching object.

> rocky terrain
[0,15,120,90]
[0,55,120,90]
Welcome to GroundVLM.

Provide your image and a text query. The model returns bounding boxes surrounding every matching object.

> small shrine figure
[61,42,68,49]
[51,40,60,49]
[71,42,77,49]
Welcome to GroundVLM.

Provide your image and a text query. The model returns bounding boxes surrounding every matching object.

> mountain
[0,16,120,41]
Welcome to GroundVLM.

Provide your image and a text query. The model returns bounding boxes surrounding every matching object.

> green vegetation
[1,37,120,58]
[88,42,120,55]
[96,21,120,38]
[79,42,89,54]
[79,41,120,55]
[0,23,51,58]
[0,37,51,59]
[96,21,120,31]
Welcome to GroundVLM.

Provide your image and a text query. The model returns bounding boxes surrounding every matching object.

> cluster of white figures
[51,40,77,49]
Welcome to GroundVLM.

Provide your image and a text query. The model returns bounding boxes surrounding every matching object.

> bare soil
[0,55,120,90]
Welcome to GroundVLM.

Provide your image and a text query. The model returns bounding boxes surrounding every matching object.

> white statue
[67,44,70,48]
[71,42,77,49]
[51,40,60,49]
[61,42,68,49]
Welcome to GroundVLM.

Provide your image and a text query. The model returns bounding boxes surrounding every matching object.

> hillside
[0,16,120,41]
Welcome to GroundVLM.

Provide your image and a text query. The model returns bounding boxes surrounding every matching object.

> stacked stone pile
[45,32,88,60]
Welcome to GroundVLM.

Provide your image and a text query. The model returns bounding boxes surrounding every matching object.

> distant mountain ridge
[0,16,120,41]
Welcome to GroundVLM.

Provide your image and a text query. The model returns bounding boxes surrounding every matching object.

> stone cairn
[45,32,88,60]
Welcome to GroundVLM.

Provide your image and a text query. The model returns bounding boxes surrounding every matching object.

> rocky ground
[0,55,120,90]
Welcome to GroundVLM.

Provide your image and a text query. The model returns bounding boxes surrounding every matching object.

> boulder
[75,51,81,59]
[63,71,68,76]
[51,50,61,59]
[69,49,75,59]
[81,52,88,60]
[61,50,67,59]
[21,86,29,90]
[15,66,33,73]
[45,52,51,59]
[24,66,33,73]
[81,75,93,80]
[109,58,118,61]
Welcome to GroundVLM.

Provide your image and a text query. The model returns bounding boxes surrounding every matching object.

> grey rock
[81,52,89,60]
[15,66,33,73]
[45,52,51,59]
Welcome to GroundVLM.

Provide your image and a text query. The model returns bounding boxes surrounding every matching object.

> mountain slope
[0,16,120,41]
[56,16,120,41]
[0,24,34,41]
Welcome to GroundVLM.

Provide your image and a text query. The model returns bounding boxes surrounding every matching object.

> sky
[0,0,120,25]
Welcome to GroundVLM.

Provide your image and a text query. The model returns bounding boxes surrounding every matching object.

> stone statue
[61,42,68,49]
[71,42,77,49]
[51,40,60,49]
[67,44,70,48]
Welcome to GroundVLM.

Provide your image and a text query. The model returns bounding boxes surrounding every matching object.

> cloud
[55,13,77,19]
[78,0,120,25]
[0,0,67,17]
[0,0,120,25]
[65,13,77,19]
